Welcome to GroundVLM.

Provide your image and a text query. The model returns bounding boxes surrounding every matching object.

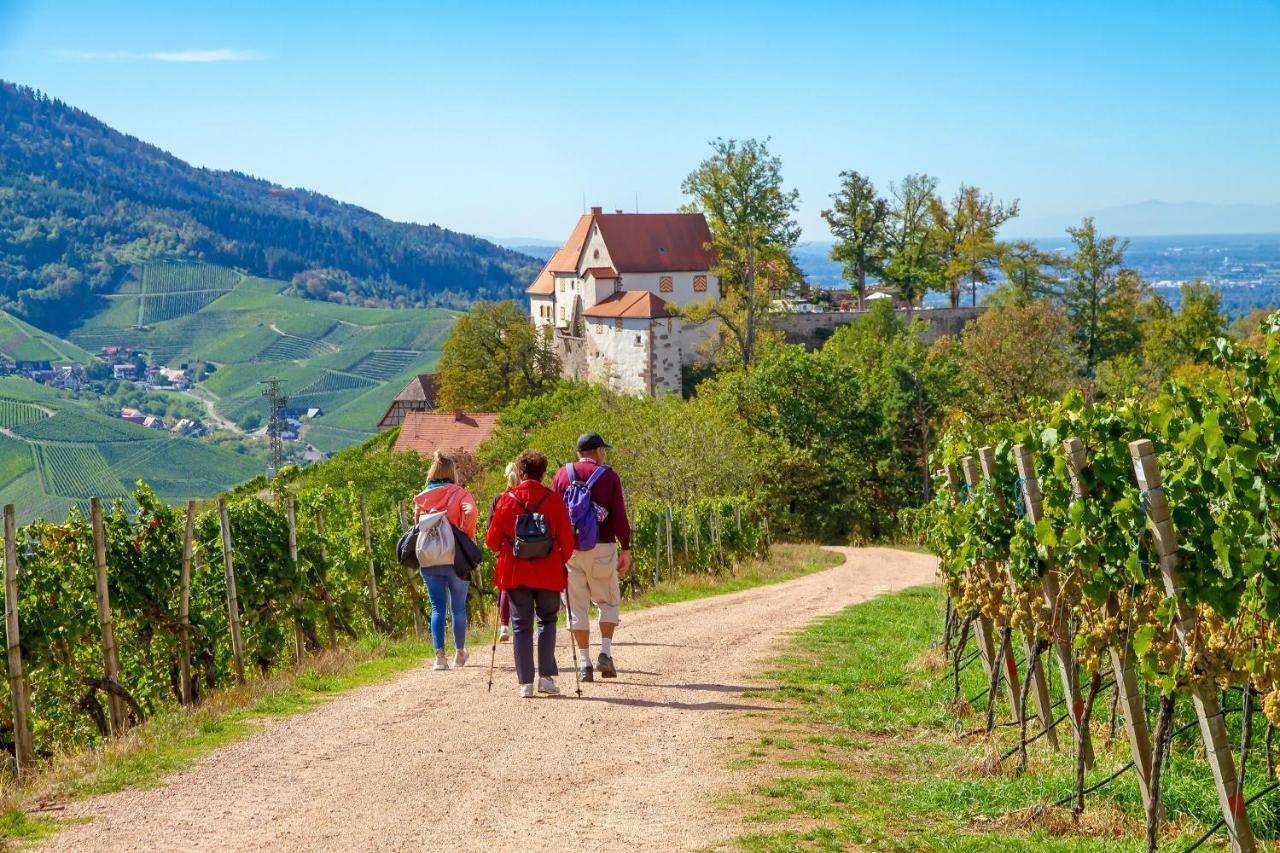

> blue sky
[1,0,1278,241]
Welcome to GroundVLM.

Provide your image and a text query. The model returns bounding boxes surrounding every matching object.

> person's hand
[617,549,631,576]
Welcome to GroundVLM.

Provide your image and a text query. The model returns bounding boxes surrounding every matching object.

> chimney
[454,408,466,421]
[615,209,623,214]
[590,206,602,215]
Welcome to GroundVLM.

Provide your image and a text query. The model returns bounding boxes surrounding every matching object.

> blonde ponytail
[427,450,457,484]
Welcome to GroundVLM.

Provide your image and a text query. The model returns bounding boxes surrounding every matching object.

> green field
[0,312,96,365]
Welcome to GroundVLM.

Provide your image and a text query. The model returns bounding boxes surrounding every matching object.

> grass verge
[623,543,844,610]
[732,585,1277,851]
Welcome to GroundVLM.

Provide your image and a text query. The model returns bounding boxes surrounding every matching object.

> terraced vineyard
[141,291,230,324]
[346,350,424,381]
[141,261,240,294]
[256,334,330,362]
[0,399,48,428]
[33,443,125,500]
[296,370,377,395]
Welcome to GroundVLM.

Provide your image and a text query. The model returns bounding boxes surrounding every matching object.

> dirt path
[39,547,936,852]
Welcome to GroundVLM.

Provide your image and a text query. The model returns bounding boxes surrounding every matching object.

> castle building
[527,207,719,396]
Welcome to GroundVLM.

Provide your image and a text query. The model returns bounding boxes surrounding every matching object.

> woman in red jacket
[485,450,576,698]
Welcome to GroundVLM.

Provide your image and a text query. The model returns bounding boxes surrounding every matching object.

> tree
[823,300,961,503]
[436,300,560,411]
[931,185,1019,308]
[957,300,1082,420]
[882,174,942,307]
[681,138,802,367]
[821,171,890,310]
[989,240,1061,306]
[1062,218,1137,371]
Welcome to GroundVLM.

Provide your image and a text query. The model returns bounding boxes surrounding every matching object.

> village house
[376,374,438,431]
[527,207,719,396]
[393,410,498,483]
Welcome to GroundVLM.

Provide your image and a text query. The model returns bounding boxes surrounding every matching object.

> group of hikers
[409,433,630,697]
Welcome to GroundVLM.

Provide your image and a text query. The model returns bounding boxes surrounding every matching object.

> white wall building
[527,207,719,396]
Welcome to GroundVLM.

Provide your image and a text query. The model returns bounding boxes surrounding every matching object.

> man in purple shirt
[551,432,631,681]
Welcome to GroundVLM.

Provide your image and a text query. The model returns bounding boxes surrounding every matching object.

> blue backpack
[562,463,609,551]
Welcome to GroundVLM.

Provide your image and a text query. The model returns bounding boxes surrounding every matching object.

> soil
[39,546,936,852]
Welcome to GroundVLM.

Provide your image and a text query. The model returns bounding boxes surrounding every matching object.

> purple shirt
[550,458,632,550]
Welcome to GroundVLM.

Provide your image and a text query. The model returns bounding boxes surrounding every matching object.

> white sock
[600,638,612,656]
[577,648,590,666]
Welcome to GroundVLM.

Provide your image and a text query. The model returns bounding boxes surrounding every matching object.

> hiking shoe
[453,649,469,668]
[518,683,535,698]
[578,663,594,683]
[499,625,511,643]
[596,653,618,678]
[433,653,450,671]
[538,676,560,695]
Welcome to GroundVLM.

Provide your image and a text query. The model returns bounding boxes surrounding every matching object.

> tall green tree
[436,300,561,411]
[932,185,1020,308]
[681,138,802,367]
[990,240,1061,306]
[1062,217,1136,371]
[821,170,890,310]
[883,174,941,307]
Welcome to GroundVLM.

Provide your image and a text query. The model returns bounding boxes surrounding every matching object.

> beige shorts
[566,542,621,630]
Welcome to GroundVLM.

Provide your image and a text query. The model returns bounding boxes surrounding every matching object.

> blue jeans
[421,569,469,652]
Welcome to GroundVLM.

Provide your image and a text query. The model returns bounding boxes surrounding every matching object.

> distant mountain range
[0,81,541,333]
[1003,201,1280,239]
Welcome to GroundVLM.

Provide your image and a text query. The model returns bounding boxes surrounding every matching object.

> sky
[1,0,1279,242]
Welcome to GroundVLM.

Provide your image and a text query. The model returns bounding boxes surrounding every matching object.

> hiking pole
[562,579,582,698]
[486,591,500,692]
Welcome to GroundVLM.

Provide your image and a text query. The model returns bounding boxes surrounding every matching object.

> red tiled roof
[548,214,593,273]
[393,411,500,457]
[526,265,555,296]
[585,266,618,279]
[594,213,715,273]
[582,290,671,320]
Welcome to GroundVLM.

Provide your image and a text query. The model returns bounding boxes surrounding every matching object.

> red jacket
[484,480,575,592]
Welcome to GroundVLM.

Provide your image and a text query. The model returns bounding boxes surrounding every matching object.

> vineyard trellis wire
[0,481,768,775]
[920,318,1280,851]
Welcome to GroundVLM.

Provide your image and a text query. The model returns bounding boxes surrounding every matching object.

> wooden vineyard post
[89,497,129,734]
[978,446,1056,749]
[4,505,34,776]
[285,498,305,665]
[1013,445,1093,768]
[315,510,338,649]
[1063,438,1157,817]
[216,499,246,684]
[358,496,381,628]
[398,502,424,641]
[1129,439,1257,852]
[664,507,675,577]
[178,501,195,704]
[960,456,1024,725]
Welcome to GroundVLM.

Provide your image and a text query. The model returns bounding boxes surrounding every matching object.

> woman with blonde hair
[413,450,478,671]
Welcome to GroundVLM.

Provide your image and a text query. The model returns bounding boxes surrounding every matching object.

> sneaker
[596,653,617,679]
[453,649,469,668]
[577,663,594,683]
[518,683,535,698]
[538,676,560,695]
[499,625,511,643]
[433,653,450,671]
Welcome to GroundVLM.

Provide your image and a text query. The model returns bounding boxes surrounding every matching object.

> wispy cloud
[51,48,263,63]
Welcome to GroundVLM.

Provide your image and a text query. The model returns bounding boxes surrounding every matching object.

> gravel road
[39,547,936,852]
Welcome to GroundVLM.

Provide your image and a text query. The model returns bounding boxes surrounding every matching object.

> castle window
[615,318,623,332]
[558,279,565,292]
[633,334,642,347]
[593,248,600,260]
[693,275,707,292]
[595,322,603,334]
[659,276,673,293]
[559,306,566,321]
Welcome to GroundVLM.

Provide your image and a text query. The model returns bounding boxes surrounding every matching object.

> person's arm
[484,497,507,552]
[608,472,632,574]
[550,464,568,496]
[552,495,576,564]
[459,489,479,538]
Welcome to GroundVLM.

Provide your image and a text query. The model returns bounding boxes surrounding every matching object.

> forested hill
[0,81,541,332]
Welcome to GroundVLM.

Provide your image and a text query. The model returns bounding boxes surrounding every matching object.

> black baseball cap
[577,432,611,452]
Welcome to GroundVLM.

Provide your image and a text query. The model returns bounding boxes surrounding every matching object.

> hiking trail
[38,547,936,852]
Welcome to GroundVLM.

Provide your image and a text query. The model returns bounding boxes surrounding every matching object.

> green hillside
[0,310,96,365]
[70,263,455,452]
[0,377,261,523]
